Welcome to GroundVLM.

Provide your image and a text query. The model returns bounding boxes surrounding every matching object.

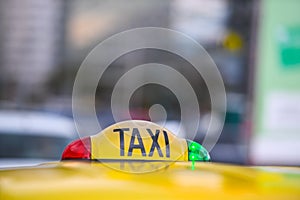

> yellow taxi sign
[91,120,188,162]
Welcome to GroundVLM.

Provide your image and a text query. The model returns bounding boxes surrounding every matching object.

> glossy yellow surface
[1,161,300,200]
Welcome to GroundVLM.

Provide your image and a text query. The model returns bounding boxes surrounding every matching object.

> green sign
[277,26,300,67]
[251,0,300,165]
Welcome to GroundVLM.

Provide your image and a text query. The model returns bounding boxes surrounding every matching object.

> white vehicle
[0,110,76,168]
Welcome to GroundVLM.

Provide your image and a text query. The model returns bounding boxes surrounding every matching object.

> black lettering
[113,128,129,156]
[128,128,146,156]
[163,130,170,158]
[147,129,163,157]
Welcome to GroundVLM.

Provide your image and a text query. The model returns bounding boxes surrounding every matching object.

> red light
[61,137,91,160]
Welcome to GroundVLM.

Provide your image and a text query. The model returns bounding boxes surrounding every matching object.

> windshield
[0,134,71,159]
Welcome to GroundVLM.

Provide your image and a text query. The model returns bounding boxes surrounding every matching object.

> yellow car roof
[1,161,300,200]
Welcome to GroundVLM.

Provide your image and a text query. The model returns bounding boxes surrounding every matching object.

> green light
[192,160,195,170]
[188,141,201,153]
[187,140,210,162]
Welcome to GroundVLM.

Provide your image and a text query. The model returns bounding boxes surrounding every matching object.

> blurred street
[0,0,300,166]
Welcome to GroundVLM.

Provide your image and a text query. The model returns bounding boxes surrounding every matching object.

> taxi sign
[91,120,188,161]
[62,120,210,164]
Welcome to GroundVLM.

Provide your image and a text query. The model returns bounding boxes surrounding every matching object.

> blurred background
[0,0,299,166]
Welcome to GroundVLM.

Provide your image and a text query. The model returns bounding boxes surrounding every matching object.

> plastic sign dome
[61,120,210,163]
